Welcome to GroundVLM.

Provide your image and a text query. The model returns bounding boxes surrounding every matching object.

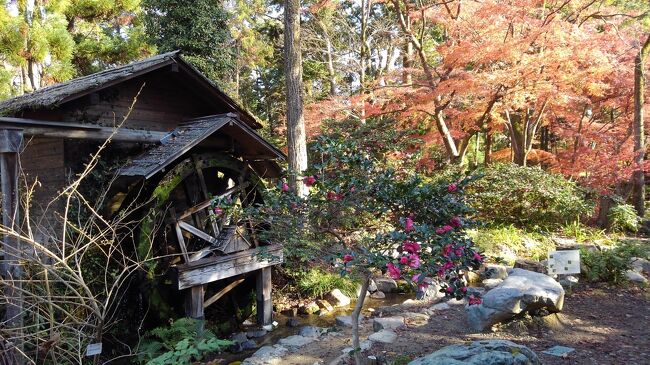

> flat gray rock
[368,329,397,343]
[242,345,288,365]
[298,326,325,338]
[483,264,509,280]
[373,316,405,331]
[408,340,540,365]
[278,335,315,348]
[466,269,564,331]
[625,270,648,284]
[429,302,450,311]
[335,315,362,327]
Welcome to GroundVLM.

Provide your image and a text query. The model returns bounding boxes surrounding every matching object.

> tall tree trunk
[359,0,370,123]
[484,129,492,165]
[632,34,650,217]
[315,18,337,96]
[284,0,308,196]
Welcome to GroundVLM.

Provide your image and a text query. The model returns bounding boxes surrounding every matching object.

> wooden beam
[178,182,249,220]
[1,130,23,363]
[170,208,190,263]
[203,277,246,309]
[175,244,283,289]
[178,221,219,245]
[256,267,273,326]
[22,127,166,143]
[187,285,205,320]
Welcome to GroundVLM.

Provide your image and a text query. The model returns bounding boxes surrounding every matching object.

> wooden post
[186,285,205,335]
[0,128,23,364]
[256,267,272,326]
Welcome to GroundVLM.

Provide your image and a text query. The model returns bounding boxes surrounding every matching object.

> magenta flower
[448,183,458,192]
[449,216,462,227]
[303,175,317,186]
[213,207,223,215]
[404,217,414,232]
[400,256,409,265]
[468,295,482,305]
[403,240,421,254]
[461,286,467,293]
[443,225,453,232]
[473,252,483,262]
[387,262,401,279]
[443,261,454,271]
[327,191,343,201]
[281,183,290,192]
[408,254,420,268]
[343,254,354,263]
[446,286,454,293]
[436,227,446,235]
[455,248,463,257]
[442,244,453,257]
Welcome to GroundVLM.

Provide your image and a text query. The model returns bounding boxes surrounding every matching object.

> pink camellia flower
[446,286,454,293]
[437,269,445,278]
[303,175,317,186]
[468,295,482,305]
[412,274,428,289]
[387,262,401,279]
[449,216,462,227]
[404,217,414,232]
[403,240,421,254]
[448,183,458,192]
[461,286,467,293]
[443,261,454,271]
[327,191,343,201]
[443,225,453,233]
[455,248,464,257]
[343,254,354,263]
[281,183,290,192]
[473,252,483,262]
[408,254,420,268]
[436,227,446,235]
[400,256,409,265]
[442,244,453,257]
[213,207,223,215]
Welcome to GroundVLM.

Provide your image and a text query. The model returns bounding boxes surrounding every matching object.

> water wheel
[125,152,265,329]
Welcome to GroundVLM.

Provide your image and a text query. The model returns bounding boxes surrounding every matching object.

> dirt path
[267,284,650,364]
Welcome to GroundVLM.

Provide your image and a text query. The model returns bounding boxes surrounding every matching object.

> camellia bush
[241,131,484,363]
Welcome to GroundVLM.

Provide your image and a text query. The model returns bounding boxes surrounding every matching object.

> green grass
[296,268,359,298]
[468,225,556,264]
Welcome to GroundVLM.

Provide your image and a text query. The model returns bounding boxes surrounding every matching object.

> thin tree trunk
[351,274,371,365]
[359,0,369,123]
[316,18,337,96]
[632,34,650,216]
[284,0,308,196]
[484,129,492,165]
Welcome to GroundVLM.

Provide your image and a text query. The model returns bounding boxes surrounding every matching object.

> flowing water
[217,292,416,363]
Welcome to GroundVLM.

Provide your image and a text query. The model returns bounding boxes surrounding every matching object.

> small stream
[218,292,416,363]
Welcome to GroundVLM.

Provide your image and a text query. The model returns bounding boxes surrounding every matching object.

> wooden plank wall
[20,137,65,241]
[50,73,222,131]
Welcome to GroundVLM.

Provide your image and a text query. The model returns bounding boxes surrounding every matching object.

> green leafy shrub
[137,318,232,365]
[608,202,640,233]
[466,163,593,228]
[561,221,614,244]
[296,268,359,298]
[581,241,649,283]
[468,225,555,264]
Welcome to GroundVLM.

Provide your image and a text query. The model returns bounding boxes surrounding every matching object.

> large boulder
[408,340,540,365]
[375,277,398,292]
[326,289,351,307]
[466,268,564,331]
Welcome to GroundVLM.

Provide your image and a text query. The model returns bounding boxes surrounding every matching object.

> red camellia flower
[449,216,462,227]
[408,254,420,268]
[448,183,458,192]
[446,286,454,293]
[400,256,409,265]
[442,244,453,257]
[443,261,454,271]
[387,262,401,279]
[213,207,223,215]
[473,252,483,262]
[281,183,290,192]
[436,227,446,235]
[461,286,467,293]
[327,191,343,201]
[443,225,453,232]
[455,248,464,257]
[468,295,482,305]
[343,254,354,263]
[404,217,414,232]
[303,175,317,186]
[403,240,421,254]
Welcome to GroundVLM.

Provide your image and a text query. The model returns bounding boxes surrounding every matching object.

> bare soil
[264,283,650,365]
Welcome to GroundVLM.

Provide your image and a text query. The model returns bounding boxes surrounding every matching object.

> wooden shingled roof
[119,114,284,179]
[0,51,261,129]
